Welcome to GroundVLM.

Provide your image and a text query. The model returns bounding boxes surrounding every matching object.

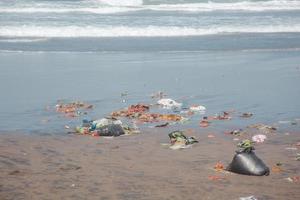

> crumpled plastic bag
[227,140,270,176]
[252,134,267,143]
[96,124,125,137]
[239,196,257,200]
[189,105,206,112]
[168,131,198,150]
[76,118,138,137]
[157,98,182,109]
[91,118,122,129]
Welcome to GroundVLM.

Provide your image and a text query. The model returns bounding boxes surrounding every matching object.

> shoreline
[1,128,299,200]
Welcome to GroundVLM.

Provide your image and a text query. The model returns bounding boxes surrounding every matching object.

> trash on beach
[189,105,206,112]
[207,134,215,138]
[296,153,300,161]
[286,176,300,183]
[111,104,150,118]
[199,117,210,127]
[55,101,93,117]
[213,111,231,120]
[240,113,253,118]
[225,129,245,136]
[159,114,183,121]
[92,117,122,128]
[168,131,198,150]
[239,196,258,200]
[227,140,270,176]
[155,122,169,127]
[214,162,225,172]
[208,175,226,181]
[94,124,125,137]
[75,118,139,137]
[157,98,182,109]
[252,134,267,143]
[138,113,184,123]
[248,124,277,133]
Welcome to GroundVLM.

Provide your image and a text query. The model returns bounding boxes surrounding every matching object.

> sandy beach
[1,128,300,200]
[1,0,300,199]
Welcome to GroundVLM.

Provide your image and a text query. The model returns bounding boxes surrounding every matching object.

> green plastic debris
[237,139,255,153]
[168,131,198,146]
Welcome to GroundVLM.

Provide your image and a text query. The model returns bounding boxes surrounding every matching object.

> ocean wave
[148,0,300,12]
[0,7,138,14]
[1,0,300,13]
[96,0,143,6]
[0,38,48,43]
[1,25,300,37]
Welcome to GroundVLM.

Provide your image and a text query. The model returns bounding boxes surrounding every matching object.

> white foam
[1,0,300,13]
[1,25,300,37]
[96,0,143,6]
[0,38,48,43]
[147,0,300,12]
[0,7,139,14]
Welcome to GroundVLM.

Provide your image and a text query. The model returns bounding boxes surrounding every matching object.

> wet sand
[1,129,299,200]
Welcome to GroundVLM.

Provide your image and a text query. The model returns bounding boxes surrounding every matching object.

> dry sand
[0,129,300,200]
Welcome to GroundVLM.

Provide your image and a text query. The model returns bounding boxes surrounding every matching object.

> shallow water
[0,47,299,133]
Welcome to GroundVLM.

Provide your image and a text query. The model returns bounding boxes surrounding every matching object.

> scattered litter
[189,105,206,112]
[296,153,300,161]
[237,140,255,153]
[214,162,224,172]
[155,122,169,128]
[286,176,300,183]
[207,134,215,138]
[213,111,231,120]
[200,117,210,127]
[92,118,122,128]
[226,129,245,136]
[227,140,270,176]
[157,98,182,109]
[75,118,139,137]
[55,101,93,117]
[64,125,70,129]
[240,113,253,118]
[159,114,183,121]
[252,134,267,143]
[248,124,277,133]
[168,131,198,150]
[111,104,150,118]
[233,138,240,141]
[239,196,257,200]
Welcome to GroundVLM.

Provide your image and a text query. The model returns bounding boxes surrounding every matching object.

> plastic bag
[97,124,125,137]
[227,140,270,176]
[227,151,270,176]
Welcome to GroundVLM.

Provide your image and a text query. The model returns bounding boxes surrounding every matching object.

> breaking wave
[1,25,300,37]
[96,0,143,7]
[1,0,300,13]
